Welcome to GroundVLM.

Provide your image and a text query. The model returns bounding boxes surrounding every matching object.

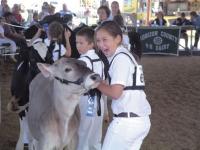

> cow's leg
[22,115,30,145]
[64,132,78,150]
[16,115,30,150]
[15,118,24,150]
[65,107,80,150]
[38,135,60,150]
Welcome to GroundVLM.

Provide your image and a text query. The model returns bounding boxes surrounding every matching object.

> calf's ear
[37,63,53,78]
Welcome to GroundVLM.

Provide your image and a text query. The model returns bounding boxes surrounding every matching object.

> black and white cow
[7,37,49,150]
[8,13,77,117]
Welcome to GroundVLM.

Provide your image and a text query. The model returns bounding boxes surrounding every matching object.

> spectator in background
[30,12,39,26]
[39,2,50,20]
[3,12,27,49]
[0,0,10,16]
[59,3,72,17]
[190,11,200,50]
[12,4,23,24]
[172,12,191,50]
[97,5,110,25]
[151,11,167,26]
[48,4,55,15]
[0,16,17,61]
[11,4,24,34]
[3,3,10,13]
[109,1,121,20]
[59,3,76,26]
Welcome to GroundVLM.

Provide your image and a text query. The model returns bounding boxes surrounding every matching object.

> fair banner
[137,27,181,55]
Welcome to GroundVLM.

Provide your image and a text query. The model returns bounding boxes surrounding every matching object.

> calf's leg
[65,106,80,150]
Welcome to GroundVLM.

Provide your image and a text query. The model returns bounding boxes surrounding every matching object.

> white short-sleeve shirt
[79,49,104,79]
[44,38,66,61]
[108,45,151,117]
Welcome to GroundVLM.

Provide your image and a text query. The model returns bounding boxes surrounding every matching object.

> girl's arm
[64,28,72,57]
[97,81,124,100]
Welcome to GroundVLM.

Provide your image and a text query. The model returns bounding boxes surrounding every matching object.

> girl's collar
[81,49,95,56]
[108,45,125,61]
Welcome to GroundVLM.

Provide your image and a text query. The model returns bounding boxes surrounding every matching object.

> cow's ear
[37,63,53,78]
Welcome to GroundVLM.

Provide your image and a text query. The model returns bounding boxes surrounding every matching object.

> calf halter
[54,76,84,85]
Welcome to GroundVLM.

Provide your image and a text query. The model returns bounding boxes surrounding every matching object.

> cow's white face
[37,57,101,94]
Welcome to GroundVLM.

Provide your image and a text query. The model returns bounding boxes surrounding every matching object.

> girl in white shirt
[96,21,151,150]
[30,21,71,63]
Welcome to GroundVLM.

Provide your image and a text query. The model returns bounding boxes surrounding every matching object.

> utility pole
[147,0,151,25]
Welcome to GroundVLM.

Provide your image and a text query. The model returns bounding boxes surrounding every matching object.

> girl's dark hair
[48,21,64,42]
[96,21,122,42]
[33,12,38,17]
[76,27,94,44]
[3,12,13,18]
[128,31,142,60]
[190,11,197,17]
[97,5,111,18]
[113,14,124,28]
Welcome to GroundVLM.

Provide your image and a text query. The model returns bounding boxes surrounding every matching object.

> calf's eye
[65,68,72,72]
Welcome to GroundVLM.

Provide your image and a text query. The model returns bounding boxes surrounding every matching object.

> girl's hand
[64,28,72,57]
[64,28,71,39]
[38,28,44,33]
[104,114,109,123]
[34,28,44,37]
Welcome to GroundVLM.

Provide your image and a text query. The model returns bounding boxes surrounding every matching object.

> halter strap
[54,76,84,85]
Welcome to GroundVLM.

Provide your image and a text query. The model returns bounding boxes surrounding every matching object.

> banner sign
[137,27,181,55]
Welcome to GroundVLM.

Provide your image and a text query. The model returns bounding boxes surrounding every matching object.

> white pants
[102,116,151,150]
[0,38,17,53]
[77,96,104,150]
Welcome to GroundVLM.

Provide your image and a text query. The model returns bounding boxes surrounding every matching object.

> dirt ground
[0,55,200,150]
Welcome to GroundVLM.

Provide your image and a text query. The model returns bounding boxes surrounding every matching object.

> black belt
[114,112,139,118]
[84,93,88,96]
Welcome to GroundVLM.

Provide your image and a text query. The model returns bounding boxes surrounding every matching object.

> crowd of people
[0,0,75,62]
[149,10,200,50]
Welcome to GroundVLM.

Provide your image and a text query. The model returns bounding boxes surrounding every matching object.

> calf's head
[37,57,101,94]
